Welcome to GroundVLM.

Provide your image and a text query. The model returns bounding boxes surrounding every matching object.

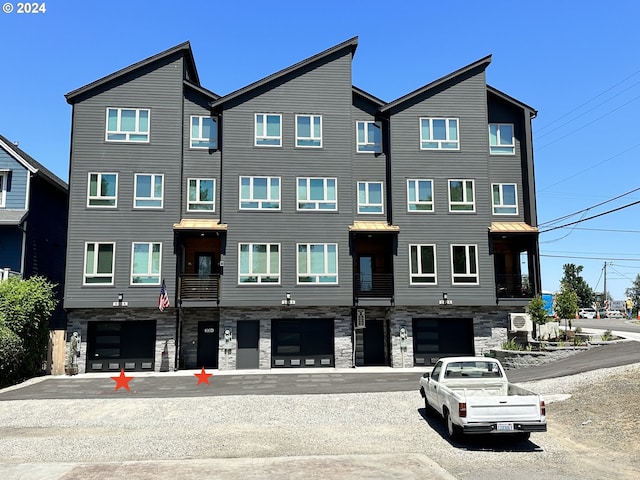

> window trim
[295,114,323,148]
[87,172,118,208]
[255,113,282,147]
[489,123,515,155]
[238,242,281,284]
[296,243,338,285]
[187,178,216,212]
[83,241,116,286]
[407,178,434,212]
[0,170,8,207]
[106,107,150,143]
[451,244,479,285]
[190,115,218,149]
[409,244,437,285]
[296,177,337,211]
[491,183,518,215]
[356,120,382,153]
[420,117,459,150]
[130,242,162,285]
[239,176,281,210]
[448,179,475,213]
[134,173,164,209]
[357,181,384,214]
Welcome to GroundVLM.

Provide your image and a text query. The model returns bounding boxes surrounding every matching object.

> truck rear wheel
[445,410,462,441]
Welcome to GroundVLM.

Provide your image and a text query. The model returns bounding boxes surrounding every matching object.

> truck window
[431,361,442,381]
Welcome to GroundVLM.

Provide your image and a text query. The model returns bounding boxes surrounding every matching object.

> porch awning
[173,219,228,231]
[489,222,538,234]
[0,209,27,225]
[348,221,400,233]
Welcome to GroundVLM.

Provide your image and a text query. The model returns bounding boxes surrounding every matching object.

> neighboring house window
[296,114,322,147]
[187,178,215,211]
[451,244,479,284]
[420,117,459,150]
[0,172,6,207]
[255,113,282,146]
[297,243,338,284]
[489,124,515,155]
[357,181,383,214]
[410,244,437,284]
[238,243,280,284]
[84,242,115,285]
[106,107,149,142]
[407,179,434,212]
[297,177,337,210]
[190,116,218,149]
[240,176,280,210]
[356,121,382,153]
[448,179,475,212]
[131,242,161,285]
[492,183,518,215]
[134,174,163,208]
[87,173,118,207]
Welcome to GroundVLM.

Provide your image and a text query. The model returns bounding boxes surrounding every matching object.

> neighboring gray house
[63,38,540,373]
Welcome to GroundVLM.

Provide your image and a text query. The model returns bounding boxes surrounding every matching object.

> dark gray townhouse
[63,37,540,373]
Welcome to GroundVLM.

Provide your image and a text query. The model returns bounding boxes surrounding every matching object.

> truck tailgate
[467,397,542,422]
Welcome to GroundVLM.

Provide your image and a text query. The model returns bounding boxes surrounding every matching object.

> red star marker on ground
[111,369,134,391]
[194,366,213,385]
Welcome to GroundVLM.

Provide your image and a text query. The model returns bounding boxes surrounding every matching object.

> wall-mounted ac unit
[509,313,532,333]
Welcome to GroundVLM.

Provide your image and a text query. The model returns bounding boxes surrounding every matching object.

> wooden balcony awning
[348,221,400,233]
[489,222,538,234]
[173,219,228,231]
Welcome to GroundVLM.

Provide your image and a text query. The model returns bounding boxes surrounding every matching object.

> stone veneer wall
[179,308,220,369]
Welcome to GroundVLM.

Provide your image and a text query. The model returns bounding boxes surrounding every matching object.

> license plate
[497,422,514,432]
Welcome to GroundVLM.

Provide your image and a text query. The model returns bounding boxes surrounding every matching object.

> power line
[539,199,640,233]
[541,254,640,261]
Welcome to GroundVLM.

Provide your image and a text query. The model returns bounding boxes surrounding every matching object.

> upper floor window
[106,108,149,142]
[240,176,280,210]
[356,121,382,153]
[357,181,383,214]
[448,179,475,212]
[131,242,161,285]
[296,115,322,148]
[255,113,282,147]
[190,116,218,149]
[420,118,459,150]
[238,243,280,284]
[188,178,215,211]
[489,124,515,155]
[297,177,337,210]
[0,172,7,207]
[297,243,338,284]
[410,244,437,284]
[451,244,479,284]
[407,179,434,212]
[134,174,163,208]
[84,242,115,285]
[492,183,518,215]
[87,172,117,208]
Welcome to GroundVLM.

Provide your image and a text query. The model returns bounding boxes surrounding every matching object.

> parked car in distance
[578,308,596,319]
[605,310,625,319]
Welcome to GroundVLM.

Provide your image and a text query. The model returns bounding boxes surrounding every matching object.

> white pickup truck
[419,356,546,440]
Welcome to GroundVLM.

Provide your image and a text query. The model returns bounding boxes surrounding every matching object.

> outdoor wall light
[439,292,453,305]
[118,292,124,303]
[113,292,128,307]
[281,291,296,306]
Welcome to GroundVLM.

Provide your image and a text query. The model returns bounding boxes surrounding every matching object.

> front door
[362,319,388,366]
[237,321,260,369]
[196,321,219,368]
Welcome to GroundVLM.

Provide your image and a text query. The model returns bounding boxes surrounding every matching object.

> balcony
[354,273,394,303]
[495,274,533,299]
[178,274,220,302]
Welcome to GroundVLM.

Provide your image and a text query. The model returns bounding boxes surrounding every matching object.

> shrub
[0,325,25,388]
[501,338,524,351]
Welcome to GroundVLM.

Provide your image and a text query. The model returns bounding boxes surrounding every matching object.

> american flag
[158,279,170,311]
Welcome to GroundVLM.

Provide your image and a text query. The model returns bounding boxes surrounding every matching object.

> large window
[131,242,161,285]
[297,177,337,210]
[420,118,459,150]
[238,243,280,284]
[492,183,518,215]
[407,179,434,212]
[106,108,149,142]
[296,114,322,148]
[240,176,280,210]
[356,121,381,153]
[84,242,115,285]
[188,178,215,211]
[190,116,218,149]
[88,173,118,207]
[410,244,437,284]
[448,179,475,212]
[451,244,478,284]
[255,113,282,146]
[489,124,515,155]
[297,243,338,284]
[134,174,163,208]
[357,181,383,214]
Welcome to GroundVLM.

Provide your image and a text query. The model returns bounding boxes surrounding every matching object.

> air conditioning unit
[509,313,533,333]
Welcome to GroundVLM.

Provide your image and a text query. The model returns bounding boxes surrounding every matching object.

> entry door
[237,321,260,369]
[197,321,219,369]
[363,319,387,365]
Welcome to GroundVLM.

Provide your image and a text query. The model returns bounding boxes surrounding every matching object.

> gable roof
[487,85,537,117]
[184,79,220,101]
[353,85,386,107]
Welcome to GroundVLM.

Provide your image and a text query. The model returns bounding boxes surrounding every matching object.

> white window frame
[106,107,150,142]
[297,243,338,284]
[489,123,515,155]
[190,115,218,149]
[451,244,479,285]
[238,243,281,284]
[130,242,162,285]
[420,117,459,150]
[187,178,215,212]
[356,120,382,153]
[448,179,475,212]
[0,171,8,207]
[297,177,337,211]
[295,114,322,148]
[83,241,115,285]
[239,176,281,210]
[255,113,282,147]
[409,244,437,285]
[134,174,164,209]
[357,181,384,214]
[492,183,518,215]
[87,172,118,208]
[407,179,434,212]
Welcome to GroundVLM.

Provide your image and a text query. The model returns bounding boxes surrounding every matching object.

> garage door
[271,318,334,368]
[412,318,474,366]
[86,320,156,372]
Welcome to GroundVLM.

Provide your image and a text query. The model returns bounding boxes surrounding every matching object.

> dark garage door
[272,318,334,368]
[87,320,156,372]
[412,318,474,366]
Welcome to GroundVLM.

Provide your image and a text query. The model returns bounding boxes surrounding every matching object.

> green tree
[554,281,579,320]
[527,295,548,340]
[625,274,640,317]
[561,264,595,307]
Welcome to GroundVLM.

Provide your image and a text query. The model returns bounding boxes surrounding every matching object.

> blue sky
[2,0,639,301]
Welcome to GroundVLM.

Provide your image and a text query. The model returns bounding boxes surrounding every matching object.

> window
[238,243,280,284]
[188,178,215,211]
[255,113,282,146]
[87,173,118,207]
[190,116,218,149]
[240,176,280,210]
[297,177,337,210]
[0,172,7,207]
[131,242,161,285]
[448,179,475,212]
[84,242,115,285]
[297,243,338,284]
[134,174,163,208]
[356,121,382,153]
[489,124,515,155]
[420,118,459,150]
[492,183,518,215]
[106,108,149,142]
[410,244,437,284]
[451,244,478,284]
[407,179,434,212]
[296,115,322,147]
[357,181,383,214]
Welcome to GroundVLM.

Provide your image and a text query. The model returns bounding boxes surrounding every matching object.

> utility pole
[603,261,609,309]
